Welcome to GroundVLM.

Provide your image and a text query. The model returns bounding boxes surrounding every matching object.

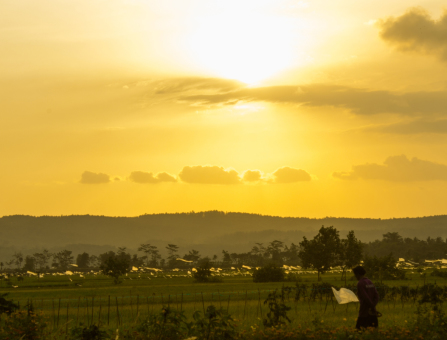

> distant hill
[1,211,447,259]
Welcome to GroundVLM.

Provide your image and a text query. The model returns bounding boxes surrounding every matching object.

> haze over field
[1,1,447,219]
[1,212,447,260]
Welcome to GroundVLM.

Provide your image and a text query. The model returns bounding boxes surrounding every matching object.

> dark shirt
[357,277,379,317]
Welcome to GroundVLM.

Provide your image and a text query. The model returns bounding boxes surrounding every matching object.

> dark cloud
[333,155,447,181]
[178,166,241,184]
[272,167,312,183]
[366,119,447,134]
[152,77,245,94]
[242,170,263,182]
[156,172,177,182]
[129,171,176,184]
[80,171,110,184]
[379,8,447,62]
[179,84,447,116]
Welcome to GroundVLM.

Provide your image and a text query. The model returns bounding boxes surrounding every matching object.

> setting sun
[186,5,303,83]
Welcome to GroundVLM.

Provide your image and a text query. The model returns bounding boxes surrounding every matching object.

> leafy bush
[253,264,285,283]
[363,253,406,281]
[135,305,236,340]
[70,324,110,340]
[0,293,18,315]
[191,305,237,340]
[99,255,130,284]
[0,308,48,340]
[136,306,188,340]
[431,268,447,278]
[193,260,223,283]
[284,272,302,282]
[263,290,291,327]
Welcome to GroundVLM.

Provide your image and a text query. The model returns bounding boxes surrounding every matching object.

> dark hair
[353,266,366,276]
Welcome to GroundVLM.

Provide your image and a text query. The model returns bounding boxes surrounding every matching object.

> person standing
[353,266,380,329]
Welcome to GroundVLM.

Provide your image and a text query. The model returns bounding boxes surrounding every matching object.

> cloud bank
[179,84,447,116]
[379,8,447,62]
[178,166,241,184]
[242,170,263,182]
[129,171,176,184]
[80,166,313,185]
[333,155,447,181]
[272,167,312,183]
[365,119,447,134]
[80,171,111,184]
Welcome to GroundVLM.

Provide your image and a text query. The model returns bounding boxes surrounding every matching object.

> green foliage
[431,268,447,278]
[0,308,48,340]
[283,272,302,282]
[136,305,236,340]
[365,232,447,261]
[52,249,74,270]
[22,256,36,272]
[191,305,237,340]
[70,324,110,340]
[263,290,291,327]
[136,306,188,340]
[418,283,444,305]
[0,293,18,315]
[294,283,308,301]
[299,226,342,280]
[253,264,285,283]
[340,230,363,284]
[363,253,406,281]
[99,254,130,284]
[415,284,447,336]
[194,260,223,283]
[76,252,90,268]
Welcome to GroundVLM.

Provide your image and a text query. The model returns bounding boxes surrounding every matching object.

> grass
[1,269,446,335]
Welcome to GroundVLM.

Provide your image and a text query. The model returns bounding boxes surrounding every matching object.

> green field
[1,269,445,336]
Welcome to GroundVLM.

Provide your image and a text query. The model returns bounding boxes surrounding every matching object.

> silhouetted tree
[340,230,363,284]
[267,240,285,264]
[222,250,231,265]
[100,255,130,284]
[166,244,179,268]
[53,250,74,270]
[184,249,200,262]
[299,226,342,281]
[12,252,23,270]
[23,256,35,272]
[138,244,159,266]
[76,252,90,268]
[33,249,52,271]
[363,253,405,282]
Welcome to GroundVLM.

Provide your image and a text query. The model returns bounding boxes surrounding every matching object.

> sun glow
[187,9,302,84]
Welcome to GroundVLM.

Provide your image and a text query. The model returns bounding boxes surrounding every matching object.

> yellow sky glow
[1,0,447,218]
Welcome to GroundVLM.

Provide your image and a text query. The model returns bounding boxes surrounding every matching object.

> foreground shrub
[134,305,236,340]
[0,308,48,340]
[263,290,291,328]
[431,268,447,278]
[0,293,18,315]
[136,306,188,340]
[191,305,237,340]
[70,324,111,340]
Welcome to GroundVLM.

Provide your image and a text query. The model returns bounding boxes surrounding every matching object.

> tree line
[1,227,446,279]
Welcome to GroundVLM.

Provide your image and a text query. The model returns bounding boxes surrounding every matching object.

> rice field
[1,269,446,335]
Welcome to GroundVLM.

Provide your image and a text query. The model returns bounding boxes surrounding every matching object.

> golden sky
[1,0,447,218]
